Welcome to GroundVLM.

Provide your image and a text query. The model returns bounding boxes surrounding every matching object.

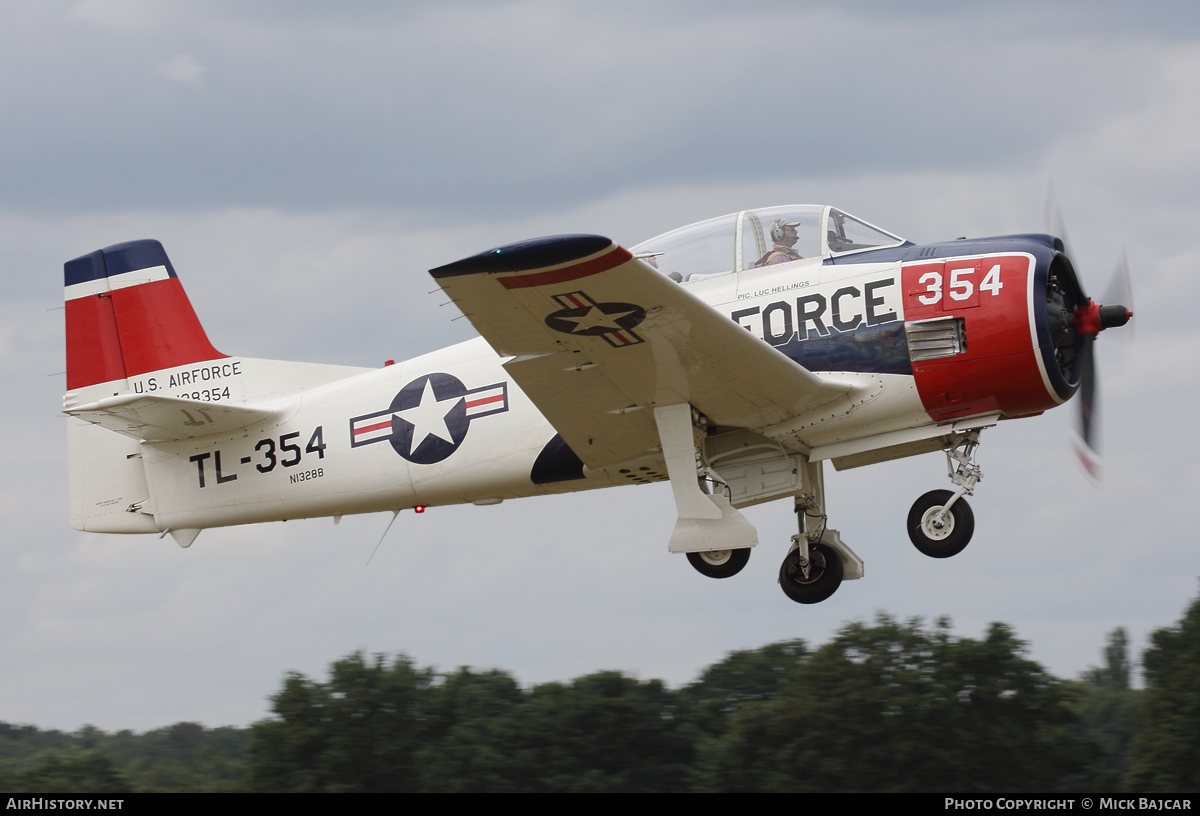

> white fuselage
[69,256,933,534]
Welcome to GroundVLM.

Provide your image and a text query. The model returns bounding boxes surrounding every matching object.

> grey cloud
[0,3,1180,217]
[1,162,1195,730]
[2,0,1199,733]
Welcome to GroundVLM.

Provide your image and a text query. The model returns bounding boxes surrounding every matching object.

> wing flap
[503,352,660,468]
[66,394,276,442]
[432,236,849,454]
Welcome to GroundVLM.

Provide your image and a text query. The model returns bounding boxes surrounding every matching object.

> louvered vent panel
[906,317,966,361]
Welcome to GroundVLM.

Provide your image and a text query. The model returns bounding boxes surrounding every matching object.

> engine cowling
[903,240,1088,420]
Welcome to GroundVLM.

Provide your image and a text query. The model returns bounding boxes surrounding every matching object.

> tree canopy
[691,616,1090,792]
[242,615,1093,792]
[7,587,1200,792]
[1128,589,1200,791]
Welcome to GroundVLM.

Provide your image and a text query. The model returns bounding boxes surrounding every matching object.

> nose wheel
[908,489,974,557]
[908,430,983,558]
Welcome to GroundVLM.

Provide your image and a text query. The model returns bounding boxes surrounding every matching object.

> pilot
[755,218,803,266]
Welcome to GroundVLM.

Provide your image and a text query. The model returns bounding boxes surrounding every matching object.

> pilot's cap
[770,218,801,239]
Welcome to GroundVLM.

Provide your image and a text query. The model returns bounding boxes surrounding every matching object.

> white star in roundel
[394,379,460,450]
[562,305,636,333]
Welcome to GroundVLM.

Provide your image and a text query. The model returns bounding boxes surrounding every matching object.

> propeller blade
[1043,182,1077,277]
[1073,337,1102,483]
[1042,181,1059,234]
[1044,183,1123,485]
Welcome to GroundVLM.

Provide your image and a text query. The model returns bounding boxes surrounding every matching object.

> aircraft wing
[430,235,850,468]
[66,394,277,442]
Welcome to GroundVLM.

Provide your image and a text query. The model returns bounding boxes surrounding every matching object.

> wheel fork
[933,431,984,524]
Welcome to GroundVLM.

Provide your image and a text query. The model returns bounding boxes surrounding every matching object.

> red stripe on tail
[66,278,225,389]
[109,278,224,377]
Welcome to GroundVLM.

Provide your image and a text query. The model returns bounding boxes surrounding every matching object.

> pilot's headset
[771,218,801,241]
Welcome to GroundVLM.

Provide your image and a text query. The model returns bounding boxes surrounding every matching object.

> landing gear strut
[908,431,982,558]
[656,405,863,600]
[778,459,855,604]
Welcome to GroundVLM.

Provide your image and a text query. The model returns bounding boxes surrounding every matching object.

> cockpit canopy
[630,205,905,282]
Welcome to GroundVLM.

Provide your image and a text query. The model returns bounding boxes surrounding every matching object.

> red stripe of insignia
[465,394,505,409]
[499,247,633,290]
[355,419,392,435]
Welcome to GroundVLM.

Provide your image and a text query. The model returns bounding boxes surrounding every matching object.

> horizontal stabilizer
[66,394,276,442]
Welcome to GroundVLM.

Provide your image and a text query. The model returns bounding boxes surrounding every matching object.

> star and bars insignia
[543,291,647,347]
[349,373,508,465]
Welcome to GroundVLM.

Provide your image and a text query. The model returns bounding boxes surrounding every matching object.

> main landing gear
[908,431,982,558]
[671,408,989,600]
[687,548,751,578]
[779,541,844,604]
[656,402,866,604]
[776,459,861,604]
[677,445,862,604]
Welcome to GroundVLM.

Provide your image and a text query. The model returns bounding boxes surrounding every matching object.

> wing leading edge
[430,235,850,470]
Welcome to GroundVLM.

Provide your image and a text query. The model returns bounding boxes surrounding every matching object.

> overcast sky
[3,1,1199,732]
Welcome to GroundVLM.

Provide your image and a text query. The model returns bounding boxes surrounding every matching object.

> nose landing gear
[908,430,982,558]
[908,489,975,557]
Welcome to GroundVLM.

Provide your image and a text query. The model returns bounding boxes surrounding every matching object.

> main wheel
[687,548,751,579]
[778,543,844,604]
[907,489,974,558]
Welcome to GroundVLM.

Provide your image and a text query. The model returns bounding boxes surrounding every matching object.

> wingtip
[430,234,614,278]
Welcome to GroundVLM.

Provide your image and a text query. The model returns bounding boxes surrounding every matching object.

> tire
[687,548,751,579]
[907,489,974,558]
[778,543,844,604]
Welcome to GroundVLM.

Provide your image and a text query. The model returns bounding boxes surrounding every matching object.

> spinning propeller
[1044,186,1135,482]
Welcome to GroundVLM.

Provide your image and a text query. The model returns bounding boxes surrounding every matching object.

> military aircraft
[61,204,1131,603]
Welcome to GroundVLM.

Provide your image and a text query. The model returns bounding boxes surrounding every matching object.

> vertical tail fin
[64,239,367,534]
[64,239,224,533]
[64,239,225,392]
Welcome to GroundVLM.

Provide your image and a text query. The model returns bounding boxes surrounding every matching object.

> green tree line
[3,588,1199,792]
